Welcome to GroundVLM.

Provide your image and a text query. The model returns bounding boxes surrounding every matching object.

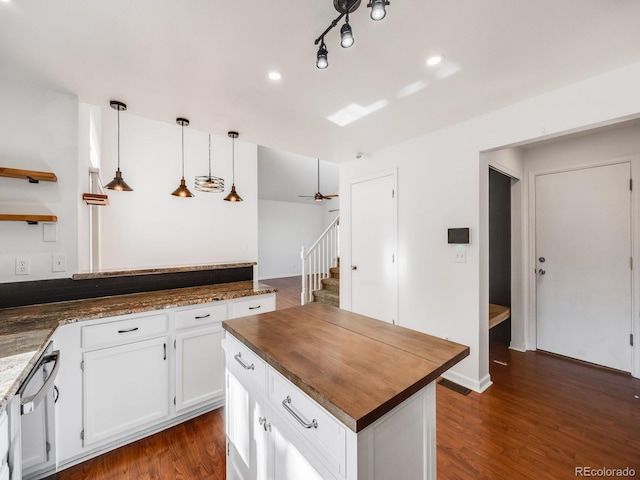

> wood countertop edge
[222,318,470,433]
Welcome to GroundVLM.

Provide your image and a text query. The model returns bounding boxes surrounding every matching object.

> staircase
[312,259,340,307]
[301,216,339,306]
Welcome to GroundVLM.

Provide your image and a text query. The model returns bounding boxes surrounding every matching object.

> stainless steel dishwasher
[17,342,60,480]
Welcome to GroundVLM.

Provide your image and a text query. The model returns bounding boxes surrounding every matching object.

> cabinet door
[272,416,330,480]
[83,336,169,445]
[175,324,224,412]
[227,372,272,480]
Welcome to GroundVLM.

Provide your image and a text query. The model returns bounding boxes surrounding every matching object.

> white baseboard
[509,342,527,352]
[258,273,301,280]
[441,370,493,394]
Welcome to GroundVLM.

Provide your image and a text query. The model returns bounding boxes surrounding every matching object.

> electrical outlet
[15,257,30,275]
[52,253,67,272]
[454,250,466,263]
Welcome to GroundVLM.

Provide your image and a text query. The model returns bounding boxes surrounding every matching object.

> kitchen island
[222,302,469,480]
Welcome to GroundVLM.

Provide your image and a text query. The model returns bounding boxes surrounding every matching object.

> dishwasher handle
[21,350,60,415]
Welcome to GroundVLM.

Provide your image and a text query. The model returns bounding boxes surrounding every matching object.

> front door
[350,171,397,324]
[535,162,632,371]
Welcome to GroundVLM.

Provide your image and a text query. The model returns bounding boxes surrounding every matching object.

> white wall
[96,109,258,271]
[340,61,640,392]
[258,199,325,280]
[0,79,79,283]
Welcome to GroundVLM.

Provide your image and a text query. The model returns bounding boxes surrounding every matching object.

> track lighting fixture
[171,118,194,198]
[314,0,389,68]
[316,41,329,69]
[368,0,389,21]
[340,14,354,48]
[104,100,133,191]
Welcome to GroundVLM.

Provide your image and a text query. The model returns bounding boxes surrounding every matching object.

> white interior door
[535,162,632,371]
[350,172,397,324]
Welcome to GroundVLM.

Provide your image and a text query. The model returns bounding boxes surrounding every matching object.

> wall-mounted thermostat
[448,228,470,245]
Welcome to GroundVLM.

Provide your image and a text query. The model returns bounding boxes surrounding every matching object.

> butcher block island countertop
[222,302,469,432]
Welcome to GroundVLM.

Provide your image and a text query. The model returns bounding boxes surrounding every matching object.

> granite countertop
[0,280,276,413]
[72,262,256,280]
[223,302,469,432]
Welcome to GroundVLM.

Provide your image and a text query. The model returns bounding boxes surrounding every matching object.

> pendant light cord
[117,108,121,170]
[208,134,212,178]
[181,124,185,179]
[232,136,235,185]
[317,158,320,192]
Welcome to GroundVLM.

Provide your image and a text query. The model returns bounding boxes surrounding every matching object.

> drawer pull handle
[282,396,318,429]
[248,305,261,310]
[234,352,255,370]
[195,313,211,319]
[117,327,139,333]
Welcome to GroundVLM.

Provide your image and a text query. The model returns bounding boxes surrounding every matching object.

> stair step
[321,277,339,293]
[329,267,340,279]
[312,289,339,308]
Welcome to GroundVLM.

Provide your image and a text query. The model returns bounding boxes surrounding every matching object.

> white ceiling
[1,1,640,163]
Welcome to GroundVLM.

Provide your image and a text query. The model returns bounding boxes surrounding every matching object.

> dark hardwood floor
[51,277,640,479]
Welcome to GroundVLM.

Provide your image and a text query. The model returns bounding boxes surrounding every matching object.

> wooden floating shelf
[0,167,58,183]
[0,214,58,224]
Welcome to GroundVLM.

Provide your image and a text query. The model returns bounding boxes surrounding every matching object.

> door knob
[351,265,357,270]
[538,269,546,275]
[538,257,546,263]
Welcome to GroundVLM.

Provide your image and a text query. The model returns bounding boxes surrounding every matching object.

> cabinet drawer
[227,335,267,396]
[269,369,346,477]
[175,303,227,330]
[82,313,168,349]
[230,294,275,319]
[0,409,7,462]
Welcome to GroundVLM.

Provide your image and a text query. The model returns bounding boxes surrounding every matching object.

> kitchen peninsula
[223,302,469,480]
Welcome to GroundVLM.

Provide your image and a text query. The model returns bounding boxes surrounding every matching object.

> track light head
[340,22,354,48]
[317,41,328,69]
[368,0,388,20]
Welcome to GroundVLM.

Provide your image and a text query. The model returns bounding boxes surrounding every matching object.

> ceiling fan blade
[323,194,339,198]
[298,195,315,198]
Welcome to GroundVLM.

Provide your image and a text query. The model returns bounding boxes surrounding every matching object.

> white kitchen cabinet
[52,293,275,471]
[231,294,276,319]
[6,396,21,480]
[82,336,169,445]
[224,331,436,480]
[175,324,224,412]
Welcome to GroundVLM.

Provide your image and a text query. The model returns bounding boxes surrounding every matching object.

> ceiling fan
[299,159,339,202]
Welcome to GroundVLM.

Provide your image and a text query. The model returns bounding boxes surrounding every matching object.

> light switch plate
[52,253,66,272]
[43,222,58,242]
[454,250,466,263]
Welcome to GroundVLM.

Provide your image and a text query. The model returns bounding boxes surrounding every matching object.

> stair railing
[301,216,340,305]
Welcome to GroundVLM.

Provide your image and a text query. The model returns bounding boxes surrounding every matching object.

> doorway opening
[489,168,512,359]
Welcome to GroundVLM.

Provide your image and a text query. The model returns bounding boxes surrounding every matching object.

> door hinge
[174,339,176,349]
[173,396,176,406]
[392,253,395,263]
[630,179,633,191]
[227,440,230,456]
[631,334,634,347]
[80,360,84,371]
[80,430,84,440]
[392,189,395,198]
[46,441,51,454]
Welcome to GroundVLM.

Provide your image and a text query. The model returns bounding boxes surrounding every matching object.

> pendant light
[104,100,133,191]
[195,134,225,192]
[223,131,243,202]
[171,118,194,197]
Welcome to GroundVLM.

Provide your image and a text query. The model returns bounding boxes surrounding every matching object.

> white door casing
[535,161,632,372]
[349,170,398,324]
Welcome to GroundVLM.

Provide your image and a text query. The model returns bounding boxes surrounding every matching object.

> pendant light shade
[224,131,243,202]
[104,100,133,191]
[195,134,225,192]
[171,118,194,198]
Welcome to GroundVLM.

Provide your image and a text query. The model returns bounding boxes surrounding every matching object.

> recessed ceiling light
[268,71,283,81]
[427,54,444,66]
